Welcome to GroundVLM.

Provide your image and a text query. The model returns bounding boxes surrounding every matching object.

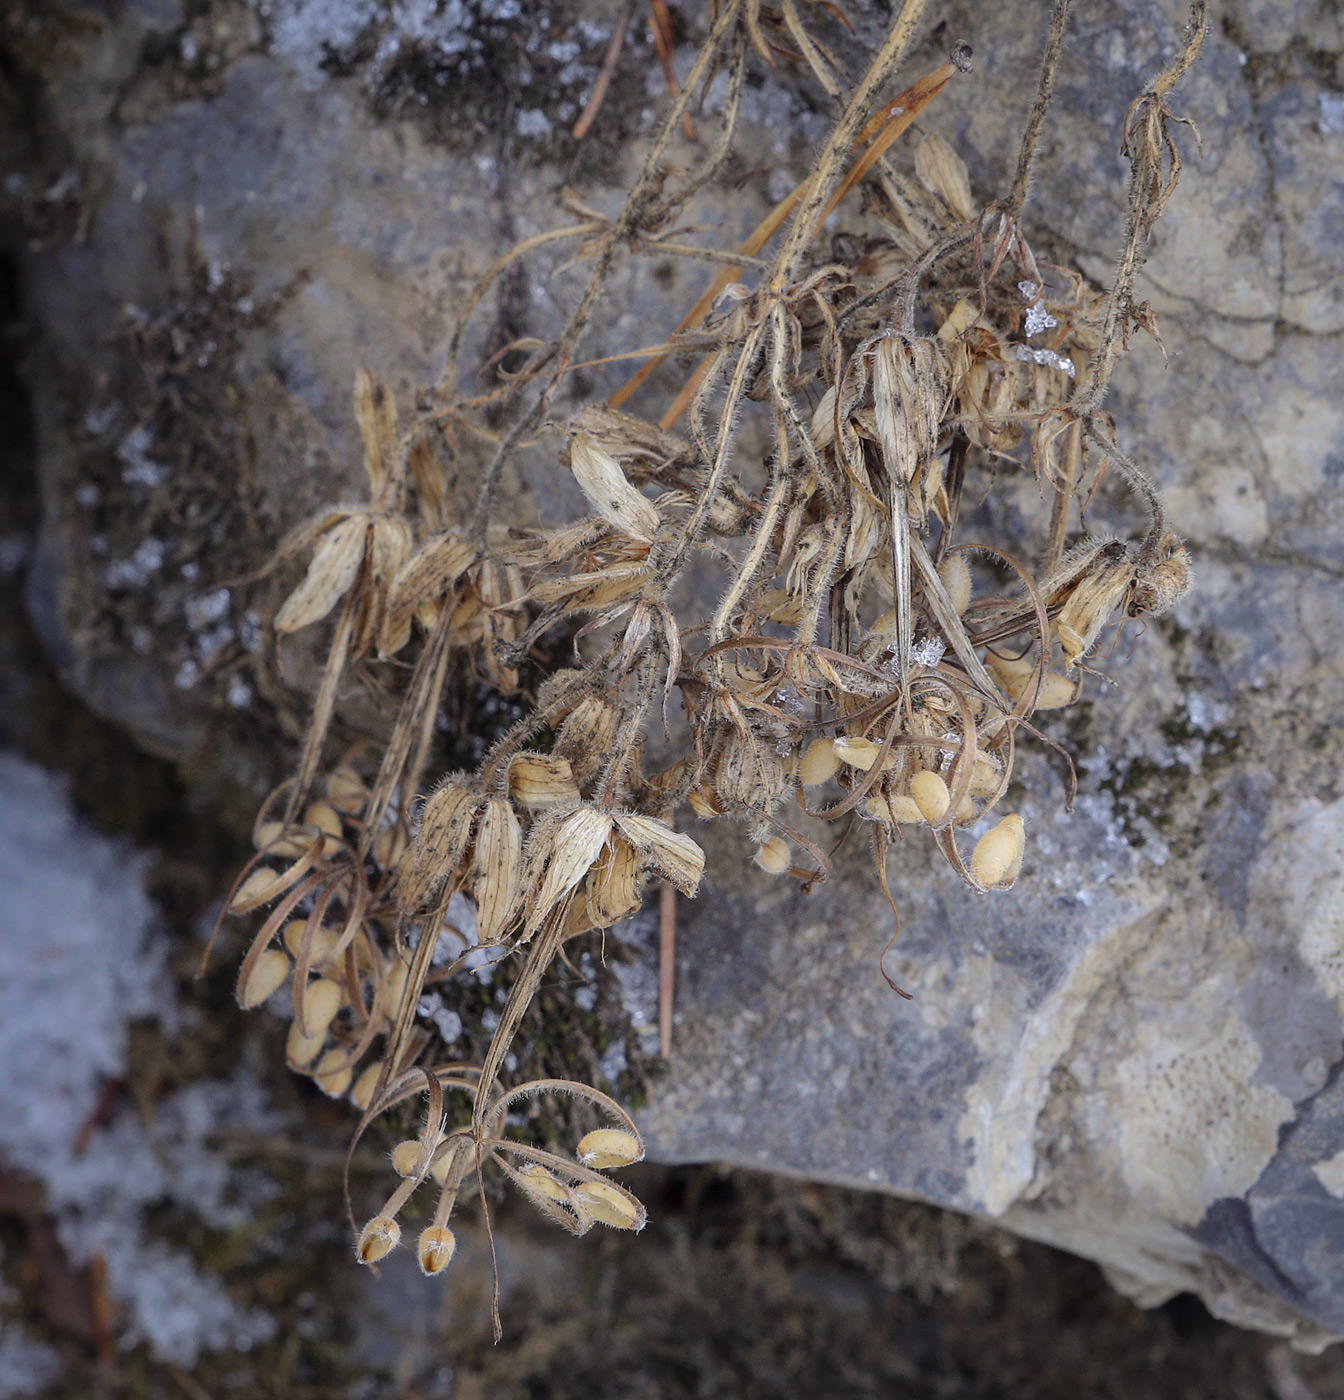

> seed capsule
[295,977,342,1039]
[304,801,344,852]
[970,813,1026,888]
[799,738,841,787]
[254,822,308,858]
[357,1215,400,1264]
[911,771,951,824]
[862,791,923,824]
[833,736,881,771]
[286,1018,326,1068]
[576,1129,644,1170]
[753,837,791,875]
[283,920,339,964]
[417,1226,457,1276]
[575,1181,643,1230]
[230,867,280,913]
[312,1049,353,1098]
[517,1164,570,1203]
[938,554,972,615]
[327,767,368,814]
[238,949,290,1009]
[349,1060,383,1110]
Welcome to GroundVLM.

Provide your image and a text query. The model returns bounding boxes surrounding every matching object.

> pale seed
[356,1214,400,1264]
[238,949,290,1009]
[576,1129,643,1170]
[417,1226,457,1276]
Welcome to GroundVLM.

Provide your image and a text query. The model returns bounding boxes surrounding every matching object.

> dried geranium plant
[203,0,1205,1336]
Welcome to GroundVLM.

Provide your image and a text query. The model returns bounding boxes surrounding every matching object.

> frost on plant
[208,0,1205,1335]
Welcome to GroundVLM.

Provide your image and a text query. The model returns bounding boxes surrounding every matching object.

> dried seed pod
[574,1181,644,1230]
[509,754,582,809]
[1043,538,1134,669]
[937,554,972,615]
[911,771,951,824]
[238,949,290,1009]
[713,733,788,812]
[357,1215,400,1264]
[969,753,1006,798]
[688,785,722,818]
[254,822,309,858]
[275,514,368,634]
[862,791,923,824]
[613,813,704,896]
[833,735,881,771]
[398,779,477,912]
[1127,533,1191,618]
[872,334,946,484]
[753,836,791,875]
[799,738,842,787]
[283,920,339,963]
[517,1164,570,1203]
[986,651,1078,710]
[286,1018,326,1068]
[417,1226,457,1276]
[576,1129,644,1170]
[304,801,342,839]
[473,798,523,943]
[296,977,342,1039]
[373,822,409,868]
[915,132,975,222]
[380,530,476,655]
[313,1049,353,1098]
[230,867,281,913]
[970,813,1026,888]
[555,697,622,782]
[354,368,398,493]
[349,1060,383,1110]
[569,430,660,543]
[327,767,368,815]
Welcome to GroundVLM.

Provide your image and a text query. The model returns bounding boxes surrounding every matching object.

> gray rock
[14,0,1344,1348]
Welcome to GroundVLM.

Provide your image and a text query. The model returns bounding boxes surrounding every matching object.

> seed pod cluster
[223,0,1200,1326]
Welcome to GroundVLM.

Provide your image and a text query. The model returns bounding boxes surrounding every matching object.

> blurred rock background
[2,0,1343,1393]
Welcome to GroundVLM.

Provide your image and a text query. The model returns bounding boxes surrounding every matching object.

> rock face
[13,0,1344,1348]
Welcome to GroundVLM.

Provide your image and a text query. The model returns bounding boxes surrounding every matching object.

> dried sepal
[524,808,615,939]
[569,430,660,543]
[398,779,477,912]
[472,798,523,943]
[508,754,581,809]
[612,813,704,896]
[274,514,368,634]
[915,131,975,221]
[353,368,398,498]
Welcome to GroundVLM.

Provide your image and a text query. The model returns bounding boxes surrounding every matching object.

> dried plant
[204,0,1206,1334]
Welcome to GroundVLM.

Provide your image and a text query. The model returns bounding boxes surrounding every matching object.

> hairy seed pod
[508,754,581,809]
[349,1060,383,1110]
[356,1215,400,1264]
[517,1164,570,1203]
[473,798,523,943]
[833,735,881,771]
[799,738,842,787]
[971,814,1026,888]
[230,867,280,913]
[286,1018,326,1068]
[1127,533,1191,618]
[575,1181,644,1230]
[398,779,476,912]
[555,697,622,782]
[938,554,972,615]
[753,837,791,875]
[312,1049,353,1098]
[417,1226,457,1276]
[238,949,290,1009]
[296,977,342,1039]
[576,1129,644,1170]
[911,771,951,824]
[391,1140,423,1177]
[713,734,788,813]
